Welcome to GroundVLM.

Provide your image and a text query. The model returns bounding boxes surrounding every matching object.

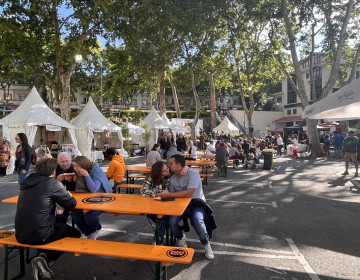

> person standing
[332,131,344,159]
[0,138,10,176]
[159,134,171,159]
[146,144,162,167]
[176,133,187,153]
[275,134,284,156]
[105,148,126,192]
[157,154,215,260]
[323,135,331,157]
[14,133,32,184]
[15,158,80,280]
[342,130,359,177]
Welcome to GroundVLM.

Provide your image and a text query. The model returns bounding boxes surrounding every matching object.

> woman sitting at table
[141,161,170,245]
[71,156,112,240]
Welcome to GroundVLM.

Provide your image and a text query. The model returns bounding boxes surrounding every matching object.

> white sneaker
[204,243,214,260]
[31,256,54,279]
[176,233,187,248]
[87,229,100,240]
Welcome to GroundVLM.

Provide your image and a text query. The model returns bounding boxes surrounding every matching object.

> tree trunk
[189,66,201,140]
[159,72,166,115]
[168,69,181,118]
[59,74,71,121]
[306,118,323,156]
[208,73,216,129]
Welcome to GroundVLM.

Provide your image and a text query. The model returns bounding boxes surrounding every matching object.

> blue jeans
[71,209,102,236]
[17,165,32,185]
[334,146,342,158]
[169,206,209,245]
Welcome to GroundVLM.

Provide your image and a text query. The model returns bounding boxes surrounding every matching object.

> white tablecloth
[90,151,105,162]
[287,144,306,156]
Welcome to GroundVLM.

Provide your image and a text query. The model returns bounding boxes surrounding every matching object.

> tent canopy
[71,97,121,132]
[1,87,77,148]
[142,107,168,129]
[213,116,239,135]
[71,97,123,157]
[122,122,145,136]
[302,78,360,121]
[141,108,168,149]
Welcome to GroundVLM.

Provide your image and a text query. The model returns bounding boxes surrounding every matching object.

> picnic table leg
[4,245,8,280]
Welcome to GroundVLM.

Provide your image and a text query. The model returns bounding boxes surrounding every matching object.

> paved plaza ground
[1,155,360,280]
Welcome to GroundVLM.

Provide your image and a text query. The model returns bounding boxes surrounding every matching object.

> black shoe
[355,172,358,177]
[31,256,54,279]
[341,171,349,175]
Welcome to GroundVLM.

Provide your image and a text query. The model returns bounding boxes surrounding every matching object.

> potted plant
[141,123,151,154]
[121,127,132,157]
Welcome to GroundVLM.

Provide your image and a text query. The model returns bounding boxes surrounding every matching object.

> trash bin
[262,150,273,170]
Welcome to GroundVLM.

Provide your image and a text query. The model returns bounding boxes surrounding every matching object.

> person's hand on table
[157,190,170,198]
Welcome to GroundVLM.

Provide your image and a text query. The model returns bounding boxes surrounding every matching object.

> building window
[306,73,310,79]
[293,109,297,114]
[83,97,88,104]
[131,99,137,106]
[276,97,282,104]
[285,122,293,127]
[287,109,291,115]
[142,100,148,107]
[287,75,297,104]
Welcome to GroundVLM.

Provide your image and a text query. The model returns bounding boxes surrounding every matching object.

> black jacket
[215,146,228,165]
[176,137,187,152]
[15,173,77,243]
[15,144,32,171]
[181,198,217,239]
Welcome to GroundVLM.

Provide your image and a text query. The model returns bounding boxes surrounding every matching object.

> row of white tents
[1,87,232,160]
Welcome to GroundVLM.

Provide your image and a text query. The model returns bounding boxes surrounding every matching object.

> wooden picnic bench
[116,183,142,194]
[0,230,194,280]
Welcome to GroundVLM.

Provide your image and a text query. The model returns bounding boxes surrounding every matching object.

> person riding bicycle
[215,143,228,177]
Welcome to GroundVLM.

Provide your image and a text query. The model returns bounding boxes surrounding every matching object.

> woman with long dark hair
[14,133,32,184]
[141,161,170,244]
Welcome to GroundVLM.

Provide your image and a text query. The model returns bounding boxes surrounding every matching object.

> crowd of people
[7,127,360,279]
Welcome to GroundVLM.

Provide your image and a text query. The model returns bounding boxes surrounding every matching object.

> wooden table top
[2,193,190,218]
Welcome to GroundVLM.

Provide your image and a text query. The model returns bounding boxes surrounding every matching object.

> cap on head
[349,130,355,134]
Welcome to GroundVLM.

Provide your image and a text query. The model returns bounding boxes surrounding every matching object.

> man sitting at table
[166,145,182,165]
[56,152,76,191]
[15,158,80,280]
[157,154,215,260]
[105,148,126,193]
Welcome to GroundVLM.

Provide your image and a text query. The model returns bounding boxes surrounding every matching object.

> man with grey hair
[166,145,182,165]
[56,152,76,191]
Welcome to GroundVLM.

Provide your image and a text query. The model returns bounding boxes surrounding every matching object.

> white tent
[71,97,123,158]
[122,122,145,136]
[141,107,168,148]
[213,116,239,135]
[302,78,360,121]
[171,118,203,135]
[0,87,78,149]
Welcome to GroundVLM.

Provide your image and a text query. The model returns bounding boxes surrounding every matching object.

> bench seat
[0,230,194,280]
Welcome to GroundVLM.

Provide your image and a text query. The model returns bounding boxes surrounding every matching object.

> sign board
[46,125,61,131]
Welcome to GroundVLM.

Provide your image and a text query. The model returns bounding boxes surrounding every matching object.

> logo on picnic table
[82,196,116,204]
[166,248,188,258]
[0,231,14,239]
